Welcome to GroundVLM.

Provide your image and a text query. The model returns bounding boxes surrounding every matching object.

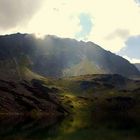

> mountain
[0,33,139,79]
[0,33,140,139]
[135,63,140,71]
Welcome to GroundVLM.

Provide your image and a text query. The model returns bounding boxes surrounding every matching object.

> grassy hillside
[40,74,140,120]
[45,74,140,140]
[0,73,140,118]
[0,74,140,139]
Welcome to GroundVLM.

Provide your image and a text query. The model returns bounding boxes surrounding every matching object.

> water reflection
[0,115,63,140]
[0,113,139,140]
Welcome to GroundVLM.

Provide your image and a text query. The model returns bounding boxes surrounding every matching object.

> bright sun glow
[0,0,140,62]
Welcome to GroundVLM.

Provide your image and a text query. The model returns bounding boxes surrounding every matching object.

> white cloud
[122,55,140,63]
[12,0,81,39]
[87,0,140,52]
[1,0,140,53]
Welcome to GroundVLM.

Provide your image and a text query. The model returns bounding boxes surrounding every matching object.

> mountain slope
[1,73,140,115]
[0,33,139,78]
[0,79,68,115]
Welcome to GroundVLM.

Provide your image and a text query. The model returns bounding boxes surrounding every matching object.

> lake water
[0,113,139,140]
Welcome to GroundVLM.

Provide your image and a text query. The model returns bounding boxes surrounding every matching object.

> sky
[0,0,140,63]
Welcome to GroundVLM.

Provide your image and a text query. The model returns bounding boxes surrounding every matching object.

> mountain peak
[0,33,139,79]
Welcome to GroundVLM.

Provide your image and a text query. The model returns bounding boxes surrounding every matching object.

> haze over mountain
[135,63,140,71]
[0,33,139,80]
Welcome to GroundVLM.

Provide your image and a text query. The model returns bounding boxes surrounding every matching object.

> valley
[0,33,140,140]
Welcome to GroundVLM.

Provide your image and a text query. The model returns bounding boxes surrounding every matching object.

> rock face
[0,79,67,115]
[0,33,139,79]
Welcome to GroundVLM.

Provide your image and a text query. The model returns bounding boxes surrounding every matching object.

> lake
[0,112,139,140]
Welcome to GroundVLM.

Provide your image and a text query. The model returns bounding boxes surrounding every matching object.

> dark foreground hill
[0,74,140,140]
[0,79,68,116]
[0,33,139,79]
[0,73,140,116]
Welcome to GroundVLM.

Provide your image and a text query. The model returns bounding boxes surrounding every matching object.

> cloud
[1,0,140,55]
[106,29,130,40]
[121,55,140,63]
[0,0,44,31]
[21,0,81,38]
[75,13,93,40]
[87,0,140,52]
[118,35,140,59]
[135,0,140,5]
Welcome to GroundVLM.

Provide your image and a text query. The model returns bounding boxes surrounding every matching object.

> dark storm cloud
[106,29,130,40]
[0,0,44,30]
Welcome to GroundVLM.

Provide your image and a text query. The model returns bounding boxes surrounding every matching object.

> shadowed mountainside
[0,79,68,115]
[0,33,139,79]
